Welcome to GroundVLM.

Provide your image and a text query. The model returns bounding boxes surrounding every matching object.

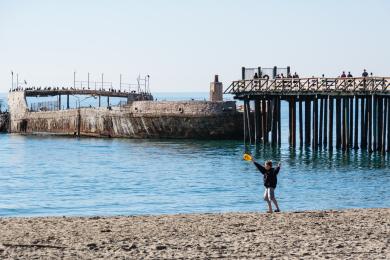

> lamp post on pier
[11,71,14,91]
[101,73,104,91]
[119,74,122,92]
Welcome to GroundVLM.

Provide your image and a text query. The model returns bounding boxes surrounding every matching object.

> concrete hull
[0,113,8,132]
[8,92,243,139]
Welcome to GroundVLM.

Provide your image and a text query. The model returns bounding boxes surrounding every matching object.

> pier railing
[224,77,390,97]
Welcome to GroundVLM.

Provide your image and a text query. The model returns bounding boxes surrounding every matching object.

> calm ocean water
[0,92,389,217]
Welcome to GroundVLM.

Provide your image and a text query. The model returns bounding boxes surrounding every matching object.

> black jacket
[253,162,280,188]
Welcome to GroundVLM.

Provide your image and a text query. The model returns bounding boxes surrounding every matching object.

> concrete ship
[6,76,243,139]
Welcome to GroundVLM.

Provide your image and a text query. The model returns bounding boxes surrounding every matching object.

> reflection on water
[0,134,388,217]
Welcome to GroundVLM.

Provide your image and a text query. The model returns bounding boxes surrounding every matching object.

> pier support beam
[342,97,348,150]
[305,96,311,146]
[360,96,367,149]
[254,99,260,143]
[324,97,328,148]
[364,96,369,150]
[368,96,373,152]
[378,97,383,151]
[67,95,70,109]
[272,97,278,145]
[289,98,292,145]
[292,97,296,146]
[313,96,318,149]
[243,99,247,144]
[58,95,61,110]
[246,99,252,144]
[319,97,324,148]
[349,97,353,148]
[262,99,267,144]
[382,98,387,154]
[373,95,377,151]
[328,96,333,149]
[388,97,390,152]
[336,98,341,149]
[277,97,281,146]
[354,96,359,149]
[299,96,303,147]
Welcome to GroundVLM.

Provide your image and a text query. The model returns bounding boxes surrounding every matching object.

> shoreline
[1,208,389,259]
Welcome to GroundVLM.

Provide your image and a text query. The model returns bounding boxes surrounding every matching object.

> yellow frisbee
[243,153,252,161]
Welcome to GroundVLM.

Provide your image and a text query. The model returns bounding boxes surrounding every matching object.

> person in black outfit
[252,159,281,213]
[362,69,369,77]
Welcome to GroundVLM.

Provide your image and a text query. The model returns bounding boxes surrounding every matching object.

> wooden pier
[224,76,390,153]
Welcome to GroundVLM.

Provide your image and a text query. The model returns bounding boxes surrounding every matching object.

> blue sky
[0,0,389,92]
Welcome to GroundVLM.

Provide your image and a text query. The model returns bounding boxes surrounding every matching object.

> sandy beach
[0,208,389,259]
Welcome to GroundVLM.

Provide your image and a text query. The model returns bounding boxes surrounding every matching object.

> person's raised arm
[252,159,266,174]
[275,162,281,175]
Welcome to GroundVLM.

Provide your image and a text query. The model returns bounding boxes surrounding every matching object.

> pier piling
[313,96,318,150]
[299,96,303,147]
[328,96,334,149]
[324,97,328,148]
[319,97,324,148]
[381,98,388,154]
[305,96,311,146]
[336,98,341,149]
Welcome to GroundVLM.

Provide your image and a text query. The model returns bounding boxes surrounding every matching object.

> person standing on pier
[251,159,281,213]
[362,69,369,77]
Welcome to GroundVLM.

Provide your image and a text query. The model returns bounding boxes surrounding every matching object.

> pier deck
[24,89,149,98]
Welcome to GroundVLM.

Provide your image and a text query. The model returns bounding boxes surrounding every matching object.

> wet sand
[0,208,389,259]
